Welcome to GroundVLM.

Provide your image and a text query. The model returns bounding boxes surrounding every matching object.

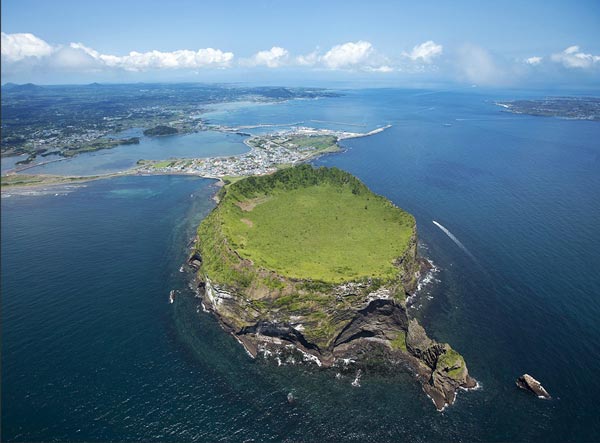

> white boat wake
[432,220,477,262]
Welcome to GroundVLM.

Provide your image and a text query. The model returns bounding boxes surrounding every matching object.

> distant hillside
[143,125,179,136]
[1,83,44,93]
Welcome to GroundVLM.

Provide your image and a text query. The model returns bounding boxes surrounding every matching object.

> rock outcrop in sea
[516,374,551,399]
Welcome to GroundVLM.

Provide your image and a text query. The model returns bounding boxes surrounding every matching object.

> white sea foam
[235,336,255,359]
[416,259,440,293]
[460,381,482,391]
[407,263,437,305]
[294,347,322,367]
[423,390,447,412]
[432,220,477,261]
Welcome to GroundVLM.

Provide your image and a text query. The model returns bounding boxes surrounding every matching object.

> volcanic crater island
[190,164,476,410]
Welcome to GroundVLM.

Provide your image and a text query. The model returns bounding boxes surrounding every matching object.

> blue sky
[2,0,599,87]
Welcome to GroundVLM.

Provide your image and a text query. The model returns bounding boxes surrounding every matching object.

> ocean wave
[407,258,440,309]
[460,381,483,392]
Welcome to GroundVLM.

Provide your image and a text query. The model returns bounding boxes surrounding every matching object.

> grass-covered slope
[200,165,415,285]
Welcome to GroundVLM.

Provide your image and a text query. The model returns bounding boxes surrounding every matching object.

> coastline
[0,88,341,163]
[2,124,391,192]
[0,170,212,194]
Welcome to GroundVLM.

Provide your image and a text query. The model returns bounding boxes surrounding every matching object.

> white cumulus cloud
[364,65,394,73]
[321,41,374,69]
[247,41,392,72]
[403,41,443,63]
[525,56,543,65]
[70,43,233,71]
[244,46,289,68]
[295,50,320,66]
[1,32,234,73]
[1,32,54,61]
[551,45,600,69]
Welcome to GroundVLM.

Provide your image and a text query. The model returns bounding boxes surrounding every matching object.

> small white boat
[169,290,176,304]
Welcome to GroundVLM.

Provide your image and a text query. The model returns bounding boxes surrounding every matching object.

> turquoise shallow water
[2,89,600,441]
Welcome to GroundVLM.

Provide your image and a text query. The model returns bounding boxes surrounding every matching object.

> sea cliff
[190,165,475,410]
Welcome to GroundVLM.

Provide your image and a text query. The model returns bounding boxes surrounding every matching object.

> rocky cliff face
[191,226,476,411]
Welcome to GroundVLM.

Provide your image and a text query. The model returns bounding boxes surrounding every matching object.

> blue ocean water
[2,89,600,442]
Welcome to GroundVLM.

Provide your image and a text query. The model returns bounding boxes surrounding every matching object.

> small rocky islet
[516,374,551,399]
[189,165,476,410]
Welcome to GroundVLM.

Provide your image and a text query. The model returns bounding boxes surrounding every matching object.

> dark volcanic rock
[406,319,477,410]
[334,299,408,346]
[516,374,551,399]
[187,251,203,270]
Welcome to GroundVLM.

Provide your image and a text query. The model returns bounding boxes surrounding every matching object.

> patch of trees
[230,164,369,198]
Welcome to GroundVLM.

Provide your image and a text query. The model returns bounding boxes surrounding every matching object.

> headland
[190,165,476,410]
